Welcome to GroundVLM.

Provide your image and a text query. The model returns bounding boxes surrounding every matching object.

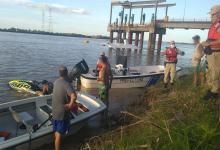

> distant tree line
[0,27,109,39]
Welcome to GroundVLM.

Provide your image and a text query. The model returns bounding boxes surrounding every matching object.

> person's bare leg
[54,132,61,150]
[200,72,204,85]
[193,71,198,86]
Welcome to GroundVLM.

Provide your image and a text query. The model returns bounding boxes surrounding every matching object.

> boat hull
[0,94,106,150]
[80,65,170,89]
[14,121,85,150]
[81,74,162,89]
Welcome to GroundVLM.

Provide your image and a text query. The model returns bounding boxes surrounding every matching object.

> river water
[0,31,195,103]
[0,31,195,149]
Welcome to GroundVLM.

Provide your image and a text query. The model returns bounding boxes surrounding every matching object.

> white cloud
[0,0,89,15]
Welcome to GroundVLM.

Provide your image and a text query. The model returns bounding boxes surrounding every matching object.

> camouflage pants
[98,83,109,108]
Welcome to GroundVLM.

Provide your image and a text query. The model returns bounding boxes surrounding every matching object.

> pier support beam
[110,31,114,43]
[157,33,163,52]
[139,32,144,50]
[147,33,152,50]
[117,31,122,43]
[148,33,156,50]
[135,32,139,47]
[128,31,133,44]
[123,32,126,43]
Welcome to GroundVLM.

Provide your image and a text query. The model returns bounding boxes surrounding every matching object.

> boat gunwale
[81,66,181,80]
[0,94,106,149]
[81,73,164,80]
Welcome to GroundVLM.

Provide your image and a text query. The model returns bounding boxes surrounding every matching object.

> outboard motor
[68,59,89,81]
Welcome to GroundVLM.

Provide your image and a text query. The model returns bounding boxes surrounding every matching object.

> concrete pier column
[157,33,163,52]
[128,31,133,44]
[123,32,127,43]
[147,33,156,50]
[139,32,144,50]
[110,31,114,43]
[147,33,153,50]
[135,32,139,47]
[151,33,156,50]
[117,31,122,43]
[116,32,120,43]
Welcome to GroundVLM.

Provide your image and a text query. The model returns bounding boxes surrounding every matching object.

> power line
[48,8,53,33]
[183,0,186,20]
[41,9,45,31]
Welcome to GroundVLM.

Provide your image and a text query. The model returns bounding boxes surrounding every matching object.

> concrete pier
[157,33,163,51]
[110,31,114,43]
[147,33,156,50]
[108,0,211,51]
[139,32,144,50]
[135,32,139,47]
[123,32,126,42]
[128,31,133,44]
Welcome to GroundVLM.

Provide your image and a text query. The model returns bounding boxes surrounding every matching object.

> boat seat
[9,107,34,123]
[39,105,52,116]
[8,107,34,136]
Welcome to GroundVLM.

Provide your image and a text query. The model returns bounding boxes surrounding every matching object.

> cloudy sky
[0,0,219,42]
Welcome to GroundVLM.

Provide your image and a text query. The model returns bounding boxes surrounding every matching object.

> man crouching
[52,66,77,150]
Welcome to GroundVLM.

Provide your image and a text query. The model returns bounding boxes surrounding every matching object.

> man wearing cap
[202,5,220,100]
[192,35,204,86]
[52,66,77,150]
[162,41,184,88]
[97,55,112,111]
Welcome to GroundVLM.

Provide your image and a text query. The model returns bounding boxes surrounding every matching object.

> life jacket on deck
[165,47,177,63]
[208,23,220,49]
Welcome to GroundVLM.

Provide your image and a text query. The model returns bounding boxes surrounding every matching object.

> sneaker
[203,90,218,101]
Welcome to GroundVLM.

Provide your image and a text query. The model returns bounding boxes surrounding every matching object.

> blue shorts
[52,120,69,134]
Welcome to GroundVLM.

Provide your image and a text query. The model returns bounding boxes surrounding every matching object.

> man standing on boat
[202,5,220,100]
[96,52,105,76]
[97,55,113,111]
[162,41,184,88]
[52,66,77,150]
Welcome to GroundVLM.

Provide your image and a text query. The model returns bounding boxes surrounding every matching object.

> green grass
[81,75,220,150]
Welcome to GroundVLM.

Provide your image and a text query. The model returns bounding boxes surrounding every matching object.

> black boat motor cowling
[69,59,89,81]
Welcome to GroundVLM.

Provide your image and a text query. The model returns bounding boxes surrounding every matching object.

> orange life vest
[208,23,220,49]
[165,47,177,62]
[96,63,102,72]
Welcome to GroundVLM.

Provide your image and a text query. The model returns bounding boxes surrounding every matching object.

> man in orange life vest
[202,5,220,100]
[162,41,184,88]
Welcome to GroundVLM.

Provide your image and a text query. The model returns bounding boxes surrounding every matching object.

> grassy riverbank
[81,74,220,150]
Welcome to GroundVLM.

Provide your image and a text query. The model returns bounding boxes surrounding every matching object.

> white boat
[81,65,180,89]
[0,93,106,150]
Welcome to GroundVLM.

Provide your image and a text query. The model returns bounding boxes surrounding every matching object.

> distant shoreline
[0,28,109,40]
[0,28,193,44]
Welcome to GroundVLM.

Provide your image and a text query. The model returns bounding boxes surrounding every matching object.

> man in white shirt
[192,35,204,86]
